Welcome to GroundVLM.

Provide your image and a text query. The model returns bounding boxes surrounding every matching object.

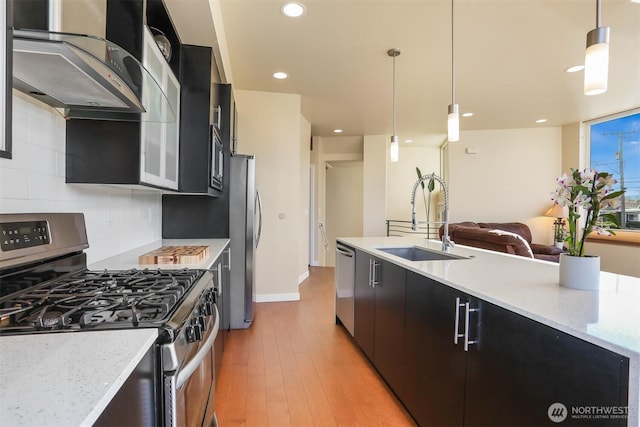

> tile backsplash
[0,93,162,264]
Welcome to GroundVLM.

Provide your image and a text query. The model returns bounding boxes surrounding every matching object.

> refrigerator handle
[255,189,263,248]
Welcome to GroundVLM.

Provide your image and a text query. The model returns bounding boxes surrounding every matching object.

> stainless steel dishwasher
[335,243,355,336]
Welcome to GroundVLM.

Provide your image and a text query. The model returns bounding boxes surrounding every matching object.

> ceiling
[167,0,640,145]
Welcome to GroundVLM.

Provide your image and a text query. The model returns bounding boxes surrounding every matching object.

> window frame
[584,108,640,238]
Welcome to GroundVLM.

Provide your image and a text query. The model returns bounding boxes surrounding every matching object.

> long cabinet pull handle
[464,303,479,352]
[453,297,465,345]
[371,260,379,288]
[224,248,231,271]
[368,259,373,288]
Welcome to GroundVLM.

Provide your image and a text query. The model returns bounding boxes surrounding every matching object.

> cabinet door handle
[464,302,479,352]
[368,259,373,287]
[217,262,223,296]
[215,105,222,129]
[371,260,379,288]
[224,248,231,271]
[453,297,465,345]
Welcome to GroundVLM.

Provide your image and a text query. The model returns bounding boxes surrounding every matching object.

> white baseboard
[298,270,310,285]
[256,293,301,303]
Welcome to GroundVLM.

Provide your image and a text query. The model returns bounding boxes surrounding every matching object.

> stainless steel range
[0,213,219,427]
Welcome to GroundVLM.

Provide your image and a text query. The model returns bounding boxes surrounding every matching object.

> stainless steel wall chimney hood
[12,29,175,122]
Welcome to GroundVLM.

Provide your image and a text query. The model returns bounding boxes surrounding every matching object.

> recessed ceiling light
[281,2,306,17]
[565,65,585,73]
[273,72,288,79]
[462,112,474,117]
[536,119,547,124]
[334,129,343,133]
[404,139,413,143]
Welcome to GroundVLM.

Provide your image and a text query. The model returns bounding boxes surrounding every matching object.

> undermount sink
[376,246,469,261]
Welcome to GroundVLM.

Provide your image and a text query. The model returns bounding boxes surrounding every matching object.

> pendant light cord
[451,0,455,105]
[387,48,401,137]
[393,54,397,135]
[596,0,601,27]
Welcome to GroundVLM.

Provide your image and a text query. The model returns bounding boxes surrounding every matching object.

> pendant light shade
[388,48,401,162]
[584,0,610,96]
[447,0,459,142]
[448,104,459,142]
[390,135,399,162]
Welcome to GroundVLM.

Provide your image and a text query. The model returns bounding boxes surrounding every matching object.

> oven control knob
[197,315,208,332]
[201,301,213,317]
[192,321,203,341]
[185,325,196,343]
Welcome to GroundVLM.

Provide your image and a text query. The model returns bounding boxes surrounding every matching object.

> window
[588,111,640,231]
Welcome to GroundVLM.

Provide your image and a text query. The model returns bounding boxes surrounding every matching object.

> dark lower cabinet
[354,250,406,394]
[464,298,629,427]
[354,250,375,361]
[373,260,406,392]
[348,264,631,427]
[402,272,467,426]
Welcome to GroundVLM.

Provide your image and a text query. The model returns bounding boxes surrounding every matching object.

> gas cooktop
[0,268,206,333]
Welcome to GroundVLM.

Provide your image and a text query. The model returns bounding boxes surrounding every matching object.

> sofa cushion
[478,222,533,244]
[486,229,534,258]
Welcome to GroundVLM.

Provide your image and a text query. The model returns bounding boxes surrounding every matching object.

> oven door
[164,306,219,427]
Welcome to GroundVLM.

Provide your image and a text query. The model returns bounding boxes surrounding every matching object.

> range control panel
[1,221,50,251]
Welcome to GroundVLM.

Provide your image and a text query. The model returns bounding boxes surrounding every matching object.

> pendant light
[584,0,610,96]
[388,48,401,162]
[447,0,459,142]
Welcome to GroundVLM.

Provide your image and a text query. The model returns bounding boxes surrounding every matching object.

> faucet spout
[410,173,454,251]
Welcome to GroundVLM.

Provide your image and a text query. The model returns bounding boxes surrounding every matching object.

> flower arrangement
[551,168,625,257]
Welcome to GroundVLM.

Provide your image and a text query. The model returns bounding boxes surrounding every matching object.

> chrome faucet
[410,173,455,252]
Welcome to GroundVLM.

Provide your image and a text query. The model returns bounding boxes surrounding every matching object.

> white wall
[325,161,364,267]
[386,144,442,222]
[234,90,307,301]
[448,127,562,244]
[0,93,162,264]
[363,135,387,236]
[298,116,311,283]
[310,135,363,266]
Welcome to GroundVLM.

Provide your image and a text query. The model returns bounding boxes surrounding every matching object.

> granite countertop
[88,238,231,271]
[0,329,158,427]
[338,236,640,426]
[0,238,229,426]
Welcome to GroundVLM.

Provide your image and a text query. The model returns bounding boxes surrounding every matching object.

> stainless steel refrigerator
[229,155,262,329]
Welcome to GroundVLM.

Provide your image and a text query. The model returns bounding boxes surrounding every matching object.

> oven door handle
[176,306,220,389]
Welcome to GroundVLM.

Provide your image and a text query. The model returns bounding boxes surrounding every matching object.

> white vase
[559,253,601,291]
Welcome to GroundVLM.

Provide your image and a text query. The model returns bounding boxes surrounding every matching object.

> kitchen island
[338,236,639,427]
[0,238,229,426]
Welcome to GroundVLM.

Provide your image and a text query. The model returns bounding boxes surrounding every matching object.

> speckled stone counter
[0,238,229,426]
[88,238,230,270]
[0,329,158,426]
[339,236,640,427]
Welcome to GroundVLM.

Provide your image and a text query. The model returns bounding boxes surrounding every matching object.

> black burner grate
[0,268,204,331]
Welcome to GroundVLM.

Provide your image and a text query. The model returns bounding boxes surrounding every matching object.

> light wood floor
[215,266,416,427]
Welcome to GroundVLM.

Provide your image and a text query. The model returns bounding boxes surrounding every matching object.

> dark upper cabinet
[106,0,180,77]
[177,44,215,195]
[12,0,48,30]
[65,0,182,191]
[2,0,12,159]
